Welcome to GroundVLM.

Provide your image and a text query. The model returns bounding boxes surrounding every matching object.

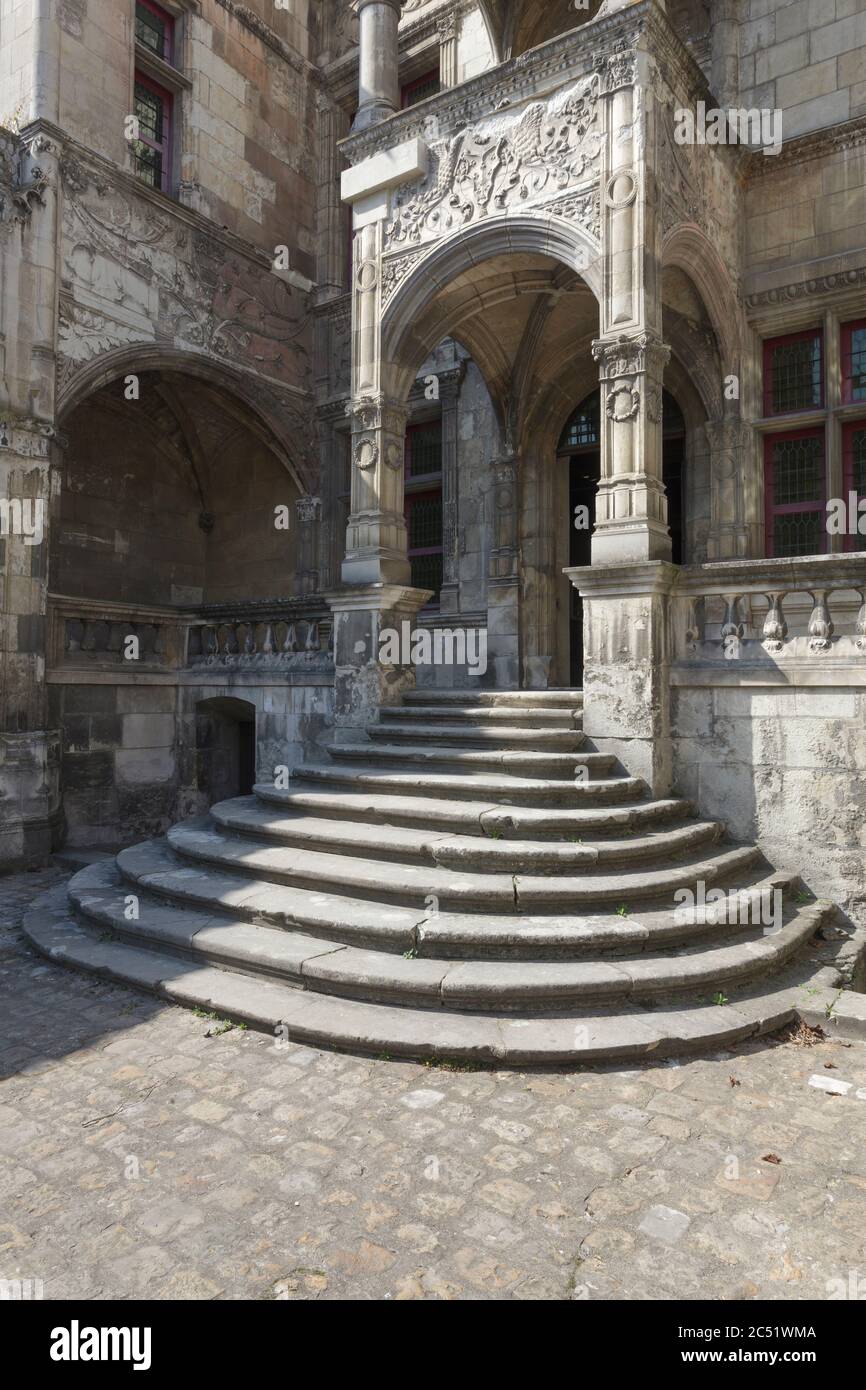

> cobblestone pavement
[2,867,866,1302]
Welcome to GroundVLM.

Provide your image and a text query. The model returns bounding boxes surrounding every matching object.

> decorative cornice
[743,113,866,181]
[746,266,866,312]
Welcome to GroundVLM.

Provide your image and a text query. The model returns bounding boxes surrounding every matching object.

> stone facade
[0,0,864,922]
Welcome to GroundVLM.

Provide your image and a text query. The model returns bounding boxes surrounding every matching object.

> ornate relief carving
[545,188,601,240]
[58,158,312,394]
[381,248,426,305]
[0,129,50,230]
[593,35,638,94]
[746,268,866,310]
[606,383,641,423]
[593,333,671,381]
[385,74,602,252]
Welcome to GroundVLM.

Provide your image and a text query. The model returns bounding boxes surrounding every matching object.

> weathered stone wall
[49,675,333,847]
[671,682,866,911]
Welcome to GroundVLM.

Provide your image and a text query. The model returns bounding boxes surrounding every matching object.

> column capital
[591,332,671,382]
[356,0,403,12]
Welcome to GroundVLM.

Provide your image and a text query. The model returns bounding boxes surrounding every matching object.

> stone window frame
[762,327,825,419]
[132,0,194,200]
[756,305,866,558]
[763,426,828,560]
[842,419,866,554]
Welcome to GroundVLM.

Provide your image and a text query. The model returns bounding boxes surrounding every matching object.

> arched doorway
[556,388,687,686]
[195,697,256,804]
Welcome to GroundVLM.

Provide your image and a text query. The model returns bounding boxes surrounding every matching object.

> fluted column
[353,0,402,132]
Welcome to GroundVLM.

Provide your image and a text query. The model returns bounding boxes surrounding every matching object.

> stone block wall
[739,0,866,142]
[48,675,333,847]
[671,681,866,910]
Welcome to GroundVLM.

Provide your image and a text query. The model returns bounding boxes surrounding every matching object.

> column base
[0,731,63,873]
[565,562,677,796]
[591,520,673,565]
[324,584,433,740]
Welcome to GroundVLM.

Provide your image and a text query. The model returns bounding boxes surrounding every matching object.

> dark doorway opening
[558,389,686,686]
[195,697,256,805]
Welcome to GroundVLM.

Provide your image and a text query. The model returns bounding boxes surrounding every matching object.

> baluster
[261,622,275,656]
[224,623,239,656]
[856,589,866,652]
[66,618,84,654]
[243,623,255,657]
[762,591,788,652]
[808,589,834,652]
[283,623,299,654]
[684,597,704,649]
[304,621,320,653]
[720,593,744,659]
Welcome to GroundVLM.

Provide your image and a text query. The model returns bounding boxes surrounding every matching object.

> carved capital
[592,333,671,382]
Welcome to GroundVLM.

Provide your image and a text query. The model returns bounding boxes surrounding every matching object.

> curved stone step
[287,761,640,805]
[210,797,724,872]
[66,862,833,1010]
[381,705,582,728]
[27,884,839,1064]
[110,838,802,960]
[402,689,583,710]
[368,722,585,750]
[252,783,692,837]
[163,819,764,913]
[325,741,611,781]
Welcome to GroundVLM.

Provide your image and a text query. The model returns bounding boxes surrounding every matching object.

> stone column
[294,496,321,595]
[592,331,672,563]
[566,560,678,796]
[438,10,458,90]
[487,453,520,688]
[438,366,463,616]
[353,0,402,132]
[705,417,755,561]
[0,421,63,870]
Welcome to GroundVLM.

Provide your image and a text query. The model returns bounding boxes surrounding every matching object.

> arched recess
[661,224,742,374]
[53,358,305,607]
[381,215,603,409]
[58,346,315,498]
[479,0,604,62]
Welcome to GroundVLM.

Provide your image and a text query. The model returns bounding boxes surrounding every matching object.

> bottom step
[25,885,850,1065]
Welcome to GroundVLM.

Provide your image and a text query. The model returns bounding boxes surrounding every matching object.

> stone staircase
[26,689,849,1064]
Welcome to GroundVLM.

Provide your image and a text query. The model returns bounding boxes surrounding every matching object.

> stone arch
[381,215,603,405]
[57,346,314,496]
[661,224,742,373]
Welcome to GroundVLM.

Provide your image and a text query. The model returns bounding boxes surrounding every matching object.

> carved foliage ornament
[385,74,602,251]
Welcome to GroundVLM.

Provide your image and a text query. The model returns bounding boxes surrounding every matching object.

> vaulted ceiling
[478,0,605,62]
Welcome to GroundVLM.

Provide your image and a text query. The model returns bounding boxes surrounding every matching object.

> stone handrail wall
[187,598,333,668]
[672,556,866,666]
[48,595,334,671]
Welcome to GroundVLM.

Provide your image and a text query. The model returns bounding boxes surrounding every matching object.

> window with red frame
[842,421,866,552]
[763,328,824,416]
[135,0,174,63]
[132,74,173,192]
[764,427,827,557]
[401,69,440,109]
[842,319,866,404]
[404,421,443,602]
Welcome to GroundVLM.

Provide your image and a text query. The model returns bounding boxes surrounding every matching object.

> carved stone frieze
[592,333,671,382]
[58,157,312,393]
[746,267,866,311]
[381,248,427,305]
[384,74,603,252]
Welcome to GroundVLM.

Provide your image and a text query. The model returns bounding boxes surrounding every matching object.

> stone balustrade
[48,596,334,672]
[673,555,866,664]
[187,600,332,669]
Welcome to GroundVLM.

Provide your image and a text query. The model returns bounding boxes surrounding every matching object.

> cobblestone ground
[2,867,866,1301]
